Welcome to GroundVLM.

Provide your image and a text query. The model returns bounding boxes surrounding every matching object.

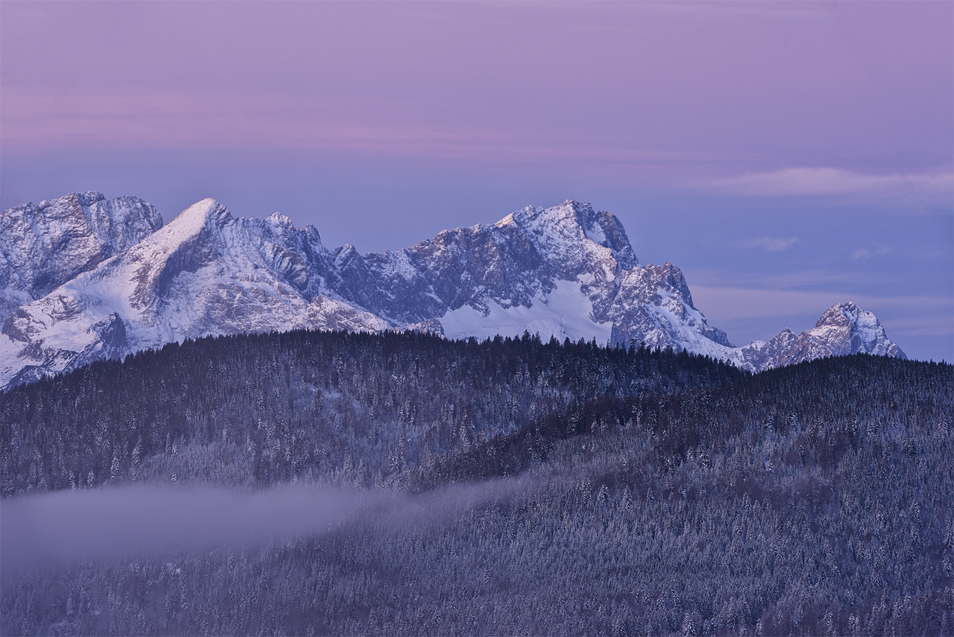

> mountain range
[0,192,904,388]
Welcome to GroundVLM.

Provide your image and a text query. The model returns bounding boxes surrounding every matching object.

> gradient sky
[2,1,951,361]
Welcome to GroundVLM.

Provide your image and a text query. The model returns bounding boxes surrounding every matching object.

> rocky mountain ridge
[0,193,905,388]
[0,192,162,324]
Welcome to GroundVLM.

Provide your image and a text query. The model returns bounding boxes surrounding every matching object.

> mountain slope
[0,192,162,324]
[738,301,907,369]
[0,333,947,636]
[0,195,906,387]
[0,198,387,387]
[338,201,726,349]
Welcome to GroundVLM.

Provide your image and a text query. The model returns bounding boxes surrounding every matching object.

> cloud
[710,167,954,200]
[742,237,798,252]
[0,86,727,168]
[852,245,891,260]
[636,1,837,21]
[0,483,363,575]
[0,87,473,156]
[0,478,535,577]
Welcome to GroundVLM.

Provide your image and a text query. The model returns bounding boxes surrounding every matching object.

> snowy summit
[0,194,905,388]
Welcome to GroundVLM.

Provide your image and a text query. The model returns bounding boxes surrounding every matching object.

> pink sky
[1,1,951,361]
[4,2,950,172]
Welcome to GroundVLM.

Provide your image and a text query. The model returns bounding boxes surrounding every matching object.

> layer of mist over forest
[1,330,951,635]
[2,484,366,574]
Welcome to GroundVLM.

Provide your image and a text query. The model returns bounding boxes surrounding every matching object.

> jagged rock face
[331,201,638,326]
[813,302,906,357]
[607,263,734,354]
[0,195,907,388]
[334,201,724,351]
[0,192,163,323]
[0,199,385,387]
[739,302,907,370]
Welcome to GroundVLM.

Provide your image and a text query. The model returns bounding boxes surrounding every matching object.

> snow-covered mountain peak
[259,212,322,247]
[816,301,863,329]
[163,198,230,236]
[266,211,296,229]
[499,200,638,270]
[335,244,360,267]
[119,198,231,280]
[1,192,163,258]
[0,192,162,323]
[0,194,910,388]
[734,301,907,372]
[493,212,518,229]
[811,302,903,358]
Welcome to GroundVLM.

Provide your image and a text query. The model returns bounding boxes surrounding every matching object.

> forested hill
[0,330,742,495]
[1,329,952,635]
[422,353,951,486]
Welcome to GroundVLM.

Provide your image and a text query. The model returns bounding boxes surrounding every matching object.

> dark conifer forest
[1,329,952,635]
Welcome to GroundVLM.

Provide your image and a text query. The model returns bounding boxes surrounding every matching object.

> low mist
[1,478,531,581]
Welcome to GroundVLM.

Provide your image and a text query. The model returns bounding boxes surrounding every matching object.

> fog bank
[1,478,531,580]
[1,483,369,577]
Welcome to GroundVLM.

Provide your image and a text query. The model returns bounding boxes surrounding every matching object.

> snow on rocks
[0,196,907,388]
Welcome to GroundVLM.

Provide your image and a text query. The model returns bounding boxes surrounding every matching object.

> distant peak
[531,200,594,222]
[492,200,638,269]
[542,199,593,214]
[810,301,906,359]
[815,301,867,328]
[4,191,106,215]
[170,198,230,227]
[560,199,594,211]
[495,200,593,226]
[65,191,108,207]
[185,198,222,213]
[335,243,360,267]
[267,211,293,224]
[494,213,516,228]
[147,199,232,248]
[265,212,297,233]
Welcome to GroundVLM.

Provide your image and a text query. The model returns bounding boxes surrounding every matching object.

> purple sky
[2,1,951,361]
